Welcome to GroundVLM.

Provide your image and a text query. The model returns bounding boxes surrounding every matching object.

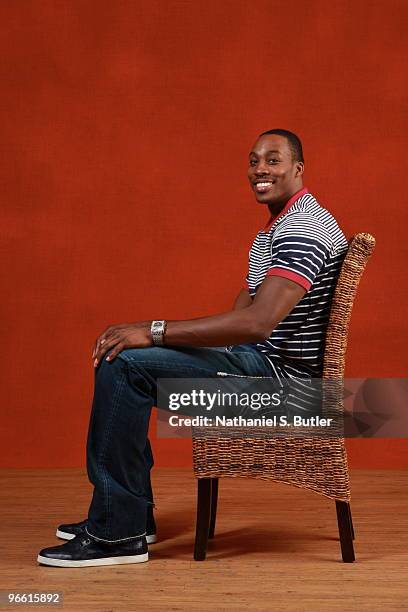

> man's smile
[253,179,277,193]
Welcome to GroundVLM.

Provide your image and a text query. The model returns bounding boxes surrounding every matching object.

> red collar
[263,186,309,231]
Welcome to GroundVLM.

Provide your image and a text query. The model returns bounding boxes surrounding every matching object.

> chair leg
[347,504,355,540]
[194,478,212,561]
[208,478,219,539]
[335,500,355,562]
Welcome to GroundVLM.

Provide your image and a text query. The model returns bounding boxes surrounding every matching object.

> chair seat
[193,426,350,501]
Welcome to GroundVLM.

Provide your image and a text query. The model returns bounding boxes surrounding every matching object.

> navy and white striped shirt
[243,187,348,383]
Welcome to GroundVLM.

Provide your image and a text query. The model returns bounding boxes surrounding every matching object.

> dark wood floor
[0,468,407,611]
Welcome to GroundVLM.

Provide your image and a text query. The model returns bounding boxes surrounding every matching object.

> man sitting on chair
[37,128,348,567]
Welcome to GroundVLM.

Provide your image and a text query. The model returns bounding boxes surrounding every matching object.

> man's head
[248,129,304,209]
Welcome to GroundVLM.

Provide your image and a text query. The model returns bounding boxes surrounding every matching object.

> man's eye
[249,160,257,166]
[268,159,279,164]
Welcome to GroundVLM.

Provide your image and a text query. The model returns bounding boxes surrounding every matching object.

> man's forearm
[163,307,265,347]
[158,277,305,348]
[93,276,305,362]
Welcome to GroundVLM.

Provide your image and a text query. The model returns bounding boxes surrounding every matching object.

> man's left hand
[93,322,152,367]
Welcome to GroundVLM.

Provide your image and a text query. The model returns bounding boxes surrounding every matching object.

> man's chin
[254,194,275,205]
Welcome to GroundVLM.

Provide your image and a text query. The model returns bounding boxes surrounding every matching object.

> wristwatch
[150,320,167,345]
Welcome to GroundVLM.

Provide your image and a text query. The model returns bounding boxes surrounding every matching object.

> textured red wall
[1,0,407,468]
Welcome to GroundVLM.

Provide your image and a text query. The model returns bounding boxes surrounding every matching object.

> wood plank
[0,468,407,611]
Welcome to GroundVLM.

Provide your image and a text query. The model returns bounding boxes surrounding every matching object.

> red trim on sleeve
[267,267,312,291]
[242,280,249,290]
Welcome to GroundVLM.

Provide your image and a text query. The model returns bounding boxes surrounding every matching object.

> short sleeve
[267,214,333,291]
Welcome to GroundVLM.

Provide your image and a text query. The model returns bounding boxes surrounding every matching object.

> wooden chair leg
[347,504,355,540]
[208,478,219,539]
[194,478,212,561]
[335,500,355,562]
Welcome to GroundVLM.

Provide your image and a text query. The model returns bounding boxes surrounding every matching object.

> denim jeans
[86,343,273,542]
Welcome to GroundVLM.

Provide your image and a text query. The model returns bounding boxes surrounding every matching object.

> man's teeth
[256,182,273,187]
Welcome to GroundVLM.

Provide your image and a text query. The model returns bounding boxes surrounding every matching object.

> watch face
[151,321,165,344]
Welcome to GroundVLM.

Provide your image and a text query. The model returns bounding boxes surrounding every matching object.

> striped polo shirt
[243,187,348,383]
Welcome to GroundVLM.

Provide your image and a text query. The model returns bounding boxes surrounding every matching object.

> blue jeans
[86,343,273,542]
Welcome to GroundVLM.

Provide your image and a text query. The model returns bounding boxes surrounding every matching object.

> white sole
[56,529,157,545]
[37,552,148,567]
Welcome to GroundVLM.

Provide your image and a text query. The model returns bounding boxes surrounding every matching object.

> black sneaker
[38,533,148,568]
[56,516,157,545]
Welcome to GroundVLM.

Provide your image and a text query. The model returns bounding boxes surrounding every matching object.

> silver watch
[150,320,167,345]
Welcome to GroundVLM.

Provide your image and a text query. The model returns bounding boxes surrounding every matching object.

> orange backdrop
[1,0,407,469]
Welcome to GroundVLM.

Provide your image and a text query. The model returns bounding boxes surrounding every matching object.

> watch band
[150,320,167,345]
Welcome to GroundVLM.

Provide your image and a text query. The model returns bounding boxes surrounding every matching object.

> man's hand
[93,321,152,367]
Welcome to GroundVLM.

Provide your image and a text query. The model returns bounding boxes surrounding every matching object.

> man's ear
[295,162,304,177]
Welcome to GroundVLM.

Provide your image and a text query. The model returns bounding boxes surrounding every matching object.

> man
[37,129,348,567]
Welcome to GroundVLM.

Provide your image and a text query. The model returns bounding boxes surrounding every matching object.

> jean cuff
[85,526,146,543]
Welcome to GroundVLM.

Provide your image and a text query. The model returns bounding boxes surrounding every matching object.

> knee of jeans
[95,353,126,382]
[94,356,156,401]
[114,351,157,396]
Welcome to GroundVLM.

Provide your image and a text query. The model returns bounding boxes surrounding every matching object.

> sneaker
[56,518,157,545]
[38,533,148,568]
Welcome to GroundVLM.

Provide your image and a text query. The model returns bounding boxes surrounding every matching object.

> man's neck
[267,184,305,218]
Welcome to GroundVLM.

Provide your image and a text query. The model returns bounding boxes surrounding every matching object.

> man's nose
[254,160,270,174]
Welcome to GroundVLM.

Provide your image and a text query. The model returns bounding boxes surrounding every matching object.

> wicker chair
[192,232,376,562]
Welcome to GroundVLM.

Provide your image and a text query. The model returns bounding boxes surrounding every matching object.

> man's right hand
[92,320,151,360]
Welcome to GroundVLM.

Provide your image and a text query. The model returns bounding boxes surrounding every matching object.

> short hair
[258,128,304,164]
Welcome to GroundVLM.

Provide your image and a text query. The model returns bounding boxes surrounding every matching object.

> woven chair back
[321,233,376,421]
[323,232,376,379]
